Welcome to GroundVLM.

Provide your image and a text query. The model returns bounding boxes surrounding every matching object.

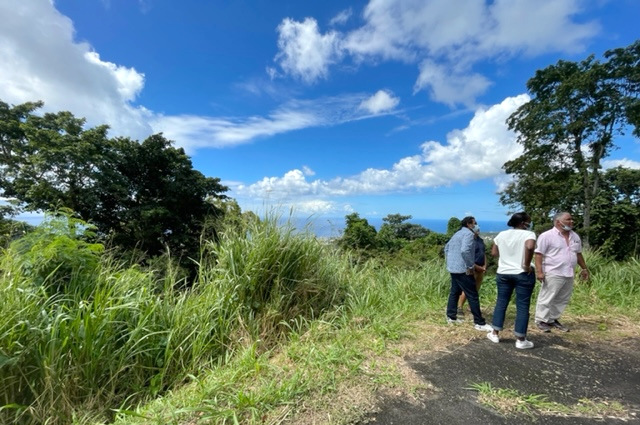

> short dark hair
[507,212,530,228]
[460,216,475,228]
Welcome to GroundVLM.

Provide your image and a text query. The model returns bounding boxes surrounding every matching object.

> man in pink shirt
[534,212,589,332]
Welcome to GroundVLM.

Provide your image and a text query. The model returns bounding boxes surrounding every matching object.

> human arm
[522,239,535,273]
[476,252,487,272]
[577,252,589,280]
[535,252,544,281]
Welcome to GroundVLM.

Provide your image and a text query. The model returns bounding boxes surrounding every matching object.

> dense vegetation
[1,215,638,425]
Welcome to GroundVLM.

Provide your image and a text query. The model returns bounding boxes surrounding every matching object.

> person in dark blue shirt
[457,226,487,316]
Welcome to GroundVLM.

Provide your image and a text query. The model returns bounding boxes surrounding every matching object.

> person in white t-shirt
[486,212,537,349]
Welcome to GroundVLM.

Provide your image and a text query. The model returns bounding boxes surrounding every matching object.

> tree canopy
[501,40,640,253]
[0,100,228,265]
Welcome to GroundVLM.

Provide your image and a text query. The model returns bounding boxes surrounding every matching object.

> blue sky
[1,0,639,226]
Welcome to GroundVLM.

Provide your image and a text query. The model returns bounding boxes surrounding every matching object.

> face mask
[561,224,572,231]
[527,222,533,230]
[472,224,480,233]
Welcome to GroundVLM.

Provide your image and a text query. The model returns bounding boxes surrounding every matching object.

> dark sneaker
[550,320,569,332]
[536,321,552,332]
[457,307,465,317]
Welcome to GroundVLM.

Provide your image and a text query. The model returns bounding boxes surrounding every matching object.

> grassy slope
[107,253,640,425]
[2,217,638,425]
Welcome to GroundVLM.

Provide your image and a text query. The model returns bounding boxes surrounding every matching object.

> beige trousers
[535,274,574,323]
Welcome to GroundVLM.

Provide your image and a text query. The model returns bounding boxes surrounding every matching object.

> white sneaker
[446,317,464,324]
[515,339,534,349]
[474,323,493,332]
[486,331,500,343]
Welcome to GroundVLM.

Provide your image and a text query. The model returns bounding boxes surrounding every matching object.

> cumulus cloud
[0,0,152,140]
[273,0,599,105]
[236,94,529,199]
[359,90,400,114]
[274,17,344,84]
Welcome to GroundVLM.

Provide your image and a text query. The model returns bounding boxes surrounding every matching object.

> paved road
[357,334,640,424]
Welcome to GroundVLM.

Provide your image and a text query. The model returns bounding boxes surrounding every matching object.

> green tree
[93,134,228,262]
[377,214,430,252]
[604,41,640,136]
[446,217,461,236]
[0,100,228,266]
[0,101,115,215]
[590,167,640,260]
[339,213,377,250]
[502,41,640,245]
[380,213,429,240]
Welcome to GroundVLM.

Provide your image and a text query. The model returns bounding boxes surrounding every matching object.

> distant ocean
[288,217,510,238]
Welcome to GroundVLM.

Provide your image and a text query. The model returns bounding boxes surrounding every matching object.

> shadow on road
[358,333,640,424]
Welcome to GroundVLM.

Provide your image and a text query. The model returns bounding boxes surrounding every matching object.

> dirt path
[356,319,640,424]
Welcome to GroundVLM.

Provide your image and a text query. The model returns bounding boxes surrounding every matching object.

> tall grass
[203,215,349,345]
[0,214,350,424]
[569,251,640,314]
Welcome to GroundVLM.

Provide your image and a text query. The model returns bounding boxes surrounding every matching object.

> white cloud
[0,0,153,140]
[150,110,319,152]
[359,90,400,114]
[84,51,145,102]
[236,94,529,199]
[602,159,640,170]
[274,17,344,84]
[293,200,337,214]
[483,0,599,57]
[414,60,491,108]
[273,0,599,106]
[330,8,353,26]
[152,93,396,152]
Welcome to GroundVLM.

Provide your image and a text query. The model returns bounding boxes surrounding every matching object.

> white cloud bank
[0,0,153,140]
[236,94,530,205]
[274,0,599,106]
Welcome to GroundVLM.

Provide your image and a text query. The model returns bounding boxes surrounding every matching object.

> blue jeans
[491,272,535,337]
[446,273,486,325]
